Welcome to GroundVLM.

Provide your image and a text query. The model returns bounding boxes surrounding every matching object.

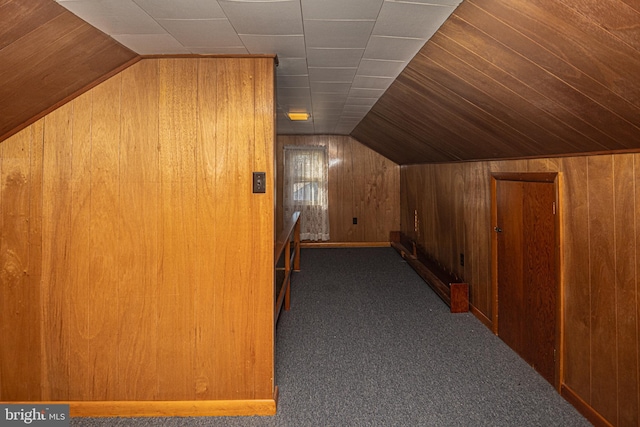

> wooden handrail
[275,212,301,323]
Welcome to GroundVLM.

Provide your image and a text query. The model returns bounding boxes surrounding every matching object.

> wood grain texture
[41,102,74,400]
[0,0,138,142]
[276,135,399,243]
[613,154,639,426]
[559,156,591,401]
[587,156,617,422]
[401,153,640,425]
[0,57,276,410]
[352,0,640,164]
[0,125,41,400]
[117,60,159,400]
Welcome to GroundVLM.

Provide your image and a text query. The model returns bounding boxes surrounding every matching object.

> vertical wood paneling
[401,153,640,424]
[67,91,92,400]
[0,126,40,400]
[157,59,198,400]
[560,156,591,400]
[1,57,276,406]
[276,135,399,242]
[251,58,276,398]
[613,154,638,426]
[118,60,159,400]
[587,156,618,422]
[213,58,258,399]
[88,73,122,400]
[28,121,44,399]
[194,58,218,401]
[41,103,73,399]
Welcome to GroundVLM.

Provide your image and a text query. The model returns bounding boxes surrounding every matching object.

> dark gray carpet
[72,247,591,427]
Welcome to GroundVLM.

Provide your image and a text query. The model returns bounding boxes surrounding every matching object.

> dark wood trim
[470,304,493,331]
[491,172,558,183]
[561,385,613,427]
[491,172,563,391]
[300,242,390,248]
[390,232,469,313]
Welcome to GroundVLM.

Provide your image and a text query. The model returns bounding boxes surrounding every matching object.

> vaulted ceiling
[1,0,640,164]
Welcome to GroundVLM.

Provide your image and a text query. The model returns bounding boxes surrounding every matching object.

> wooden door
[495,178,557,385]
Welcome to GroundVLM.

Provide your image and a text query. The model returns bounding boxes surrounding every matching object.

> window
[283,146,329,241]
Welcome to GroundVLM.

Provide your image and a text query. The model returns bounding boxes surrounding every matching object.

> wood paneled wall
[276,135,400,243]
[401,154,640,426]
[0,57,276,408]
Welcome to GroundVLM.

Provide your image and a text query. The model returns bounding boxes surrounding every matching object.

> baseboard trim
[5,397,277,418]
[301,242,390,248]
[470,304,493,332]
[561,384,612,427]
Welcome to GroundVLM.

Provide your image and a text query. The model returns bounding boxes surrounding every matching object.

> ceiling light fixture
[287,112,310,121]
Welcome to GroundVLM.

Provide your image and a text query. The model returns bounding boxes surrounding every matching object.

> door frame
[490,172,563,391]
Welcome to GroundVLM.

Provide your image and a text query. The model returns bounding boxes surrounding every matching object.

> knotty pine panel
[0,57,276,406]
[276,135,399,243]
[401,153,640,426]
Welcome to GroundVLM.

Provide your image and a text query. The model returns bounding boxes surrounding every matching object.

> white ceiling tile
[133,0,226,19]
[219,0,303,35]
[363,36,427,61]
[277,58,309,75]
[343,104,373,113]
[58,0,458,136]
[307,48,365,68]
[386,0,461,6]
[352,75,394,90]
[277,75,310,88]
[189,46,249,54]
[158,19,243,47]
[345,97,378,106]
[240,35,306,56]
[308,67,357,82]
[357,59,407,78]
[301,0,384,20]
[304,20,375,49]
[312,93,348,103]
[112,33,189,54]
[348,88,386,98]
[277,87,312,99]
[372,2,455,39]
[59,0,164,35]
[310,82,351,94]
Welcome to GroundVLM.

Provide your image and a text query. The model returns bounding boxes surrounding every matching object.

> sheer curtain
[283,146,329,241]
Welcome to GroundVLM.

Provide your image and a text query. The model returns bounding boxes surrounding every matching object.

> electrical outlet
[253,172,266,193]
[460,253,465,266]
[353,217,358,225]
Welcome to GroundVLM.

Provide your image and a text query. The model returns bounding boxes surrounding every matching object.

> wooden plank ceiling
[352,0,640,164]
[1,0,640,165]
[0,0,138,142]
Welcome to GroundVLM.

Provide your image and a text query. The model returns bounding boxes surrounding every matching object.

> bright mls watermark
[0,405,69,426]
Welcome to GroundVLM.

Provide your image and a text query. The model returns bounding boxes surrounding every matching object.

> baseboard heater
[390,231,469,313]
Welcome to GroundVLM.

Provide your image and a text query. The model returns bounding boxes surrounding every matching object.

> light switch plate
[253,172,266,193]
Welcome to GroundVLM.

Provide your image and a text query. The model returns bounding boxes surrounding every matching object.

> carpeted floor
[72,247,591,427]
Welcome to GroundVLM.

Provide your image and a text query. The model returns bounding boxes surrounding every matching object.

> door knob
[494,226,502,233]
